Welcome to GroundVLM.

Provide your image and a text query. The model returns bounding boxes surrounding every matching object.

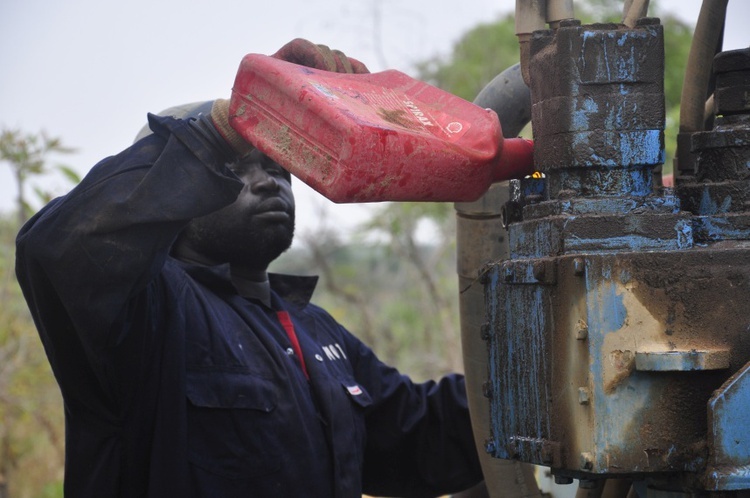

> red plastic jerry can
[228,54,534,203]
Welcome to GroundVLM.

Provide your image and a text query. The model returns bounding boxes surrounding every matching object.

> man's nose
[249,170,280,192]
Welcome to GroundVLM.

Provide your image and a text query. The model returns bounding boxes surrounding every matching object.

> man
[16,40,483,497]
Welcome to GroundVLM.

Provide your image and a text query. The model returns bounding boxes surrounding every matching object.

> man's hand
[272,38,369,74]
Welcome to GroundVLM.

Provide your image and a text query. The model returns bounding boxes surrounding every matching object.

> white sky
[1,0,748,245]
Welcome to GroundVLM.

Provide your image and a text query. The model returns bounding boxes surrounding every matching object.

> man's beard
[180,214,295,270]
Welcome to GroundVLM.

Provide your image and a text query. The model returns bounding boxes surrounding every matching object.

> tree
[358,202,462,375]
[0,129,77,496]
[274,207,462,381]
[414,13,519,102]
[0,215,65,498]
[0,129,76,226]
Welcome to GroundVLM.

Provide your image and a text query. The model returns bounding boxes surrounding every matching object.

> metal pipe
[675,0,727,177]
[457,62,538,498]
[547,0,574,28]
[515,0,547,85]
[622,0,649,27]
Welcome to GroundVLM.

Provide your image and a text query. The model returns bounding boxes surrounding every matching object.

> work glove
[211,39,369,156]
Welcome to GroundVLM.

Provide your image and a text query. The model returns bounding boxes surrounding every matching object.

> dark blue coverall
[15,114,483,497]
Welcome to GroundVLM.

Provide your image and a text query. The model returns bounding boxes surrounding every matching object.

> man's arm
[16,114,243,351]
[344,333,484,497]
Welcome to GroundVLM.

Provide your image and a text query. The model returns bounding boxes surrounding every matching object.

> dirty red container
[228,54,534,203]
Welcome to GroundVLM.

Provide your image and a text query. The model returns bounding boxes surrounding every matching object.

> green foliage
[0,129,74,496]
[415,12,519,102]
[0,215,64,497]
[273,206,462,381]
[660,14,694,173]
[0,128,76,225]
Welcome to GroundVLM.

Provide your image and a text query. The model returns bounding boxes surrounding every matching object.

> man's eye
[265,167,291,181]
[228,164,246,176]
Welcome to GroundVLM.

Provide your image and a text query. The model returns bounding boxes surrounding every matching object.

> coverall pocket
[186,369,282,480]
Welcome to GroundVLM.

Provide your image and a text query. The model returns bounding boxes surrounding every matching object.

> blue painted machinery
[479,12,750,497]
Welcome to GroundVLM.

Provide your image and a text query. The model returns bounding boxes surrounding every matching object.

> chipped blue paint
[706,361,750,490]
[558,195,680,216]
[586,262,624,471]
[587,263,627,333]
[484,19,738,478]
[693,216,750,242]
[675,219,694,248]
[619,130,664,167]
[618,267,631,284]
[563,223,693,253]
[584,260,662,472]
[699,187,734,215]
[567,130,663,168]
[572,97,599,131]
[707,466,750,492]
[509,219,559,259]
[486,263,553,462]
[579,29,647,84]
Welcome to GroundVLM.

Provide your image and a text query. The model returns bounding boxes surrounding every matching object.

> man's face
[180,150,296,270]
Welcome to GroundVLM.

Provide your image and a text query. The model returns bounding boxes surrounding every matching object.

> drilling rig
[456,2,750,497]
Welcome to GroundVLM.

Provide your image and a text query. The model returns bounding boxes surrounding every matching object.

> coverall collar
[176,258,318,309]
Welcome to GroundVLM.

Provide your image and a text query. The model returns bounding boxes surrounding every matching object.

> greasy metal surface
[706,360,750,490]
[484,16,750,493]
[634,350,730,371]
[676,47,750,244]
[458,185,544,498]
[485,247,750,476]
[712,47,750,117]
[528,19,665,199]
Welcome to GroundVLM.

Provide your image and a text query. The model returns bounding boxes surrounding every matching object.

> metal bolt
[576,320,589,340]
[580,452,594,470]
[504,266,514,283]
[573,257,585,276]
[578,387,591,405]
[482,381,493,399]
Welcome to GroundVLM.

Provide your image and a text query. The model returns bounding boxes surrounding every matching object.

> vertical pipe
[515,0,547,85]
[675,0,727,177]
[622,0,649,28]
[457,63,539,498]
[547,0,574,28]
